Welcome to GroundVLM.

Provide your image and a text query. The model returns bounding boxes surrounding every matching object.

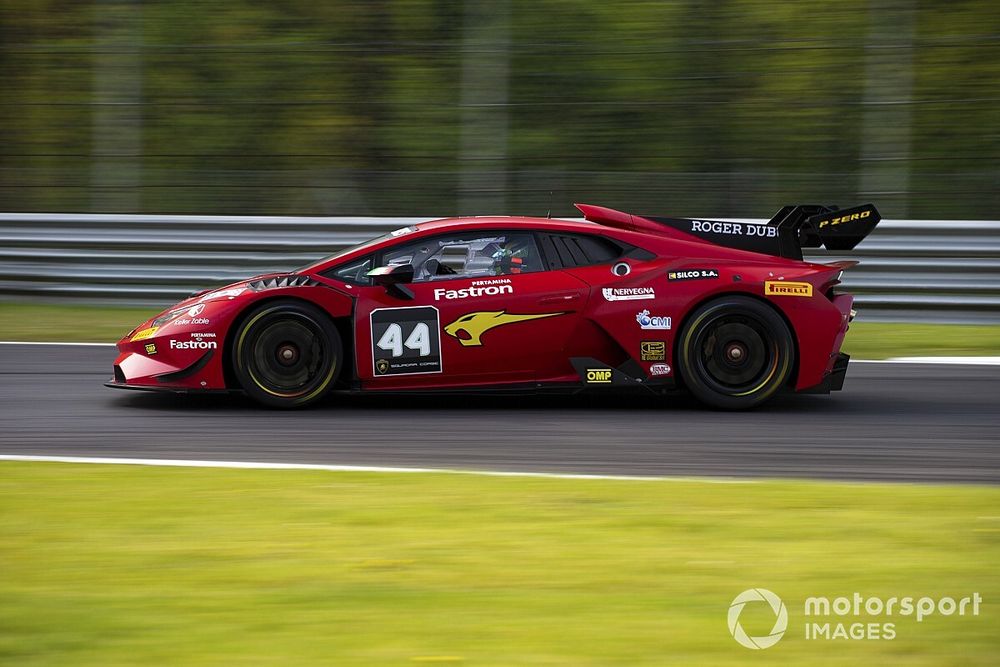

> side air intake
[247,274,321,291]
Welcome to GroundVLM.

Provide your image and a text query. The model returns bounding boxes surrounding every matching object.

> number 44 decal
[369,306,443,376]
[377,322,431,358]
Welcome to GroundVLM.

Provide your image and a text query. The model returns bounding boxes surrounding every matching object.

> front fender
[110,280,355,391]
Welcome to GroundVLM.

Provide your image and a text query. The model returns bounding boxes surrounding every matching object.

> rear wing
[576,203,881,261]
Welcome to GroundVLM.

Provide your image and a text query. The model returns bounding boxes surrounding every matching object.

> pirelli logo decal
[764,281,813,298]
[130,326,158,342]
[815,209,871,229]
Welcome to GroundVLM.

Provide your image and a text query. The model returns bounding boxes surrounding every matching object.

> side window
[381,232,543,283]
[324,255,373,285]
[539,234,625,270]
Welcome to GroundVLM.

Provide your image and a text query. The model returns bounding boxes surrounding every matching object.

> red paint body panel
[109,212,859,399]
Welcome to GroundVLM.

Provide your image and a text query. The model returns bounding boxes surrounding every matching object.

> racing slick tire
[232,300,342,409]
[677,295,794,410]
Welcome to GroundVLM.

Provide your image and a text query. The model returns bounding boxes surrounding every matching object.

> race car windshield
[297,226,418,272]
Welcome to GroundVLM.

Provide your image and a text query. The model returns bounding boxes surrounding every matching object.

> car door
[353,229,590,389]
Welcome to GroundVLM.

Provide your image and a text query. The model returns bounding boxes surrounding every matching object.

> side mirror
[367,264,415,300]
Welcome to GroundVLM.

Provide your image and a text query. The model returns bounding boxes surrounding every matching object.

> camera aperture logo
[728,588,788,649]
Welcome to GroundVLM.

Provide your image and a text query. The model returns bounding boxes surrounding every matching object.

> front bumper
[109,349,219,390]
[104,380,235,395]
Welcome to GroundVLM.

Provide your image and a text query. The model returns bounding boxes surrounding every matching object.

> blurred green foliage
[0,0,997,218]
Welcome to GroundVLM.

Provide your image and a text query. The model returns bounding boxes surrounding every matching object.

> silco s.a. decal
[443,311,565,347]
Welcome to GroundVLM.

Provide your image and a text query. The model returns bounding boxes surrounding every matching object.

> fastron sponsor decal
[764,281,813,297]
[170,339,218,350]
[434,284,513,300]
[602,287,655,302]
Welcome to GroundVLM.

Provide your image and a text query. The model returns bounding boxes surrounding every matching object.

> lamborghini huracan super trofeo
[107,202,880,409]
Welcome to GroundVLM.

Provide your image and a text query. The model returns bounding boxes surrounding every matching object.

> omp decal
[815,209,871,229]
[585,368,613,384]
[443,311,565,347]
[764,281,813,297]
[370,306,442,375]
[130,326,158,342]
[640,341,666,361]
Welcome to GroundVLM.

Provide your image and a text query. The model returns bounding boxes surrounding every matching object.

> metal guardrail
[2,213,999,323]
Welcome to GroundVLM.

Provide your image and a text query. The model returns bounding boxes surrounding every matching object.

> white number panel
[370,306,442,376]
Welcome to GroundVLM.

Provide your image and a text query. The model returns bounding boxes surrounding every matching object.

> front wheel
[232,300,341,408]
[677,296,795,410]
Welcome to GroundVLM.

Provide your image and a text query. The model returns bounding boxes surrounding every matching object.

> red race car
[108,202,880,409]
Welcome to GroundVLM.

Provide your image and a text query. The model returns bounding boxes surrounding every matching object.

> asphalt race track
[1,343,998,483]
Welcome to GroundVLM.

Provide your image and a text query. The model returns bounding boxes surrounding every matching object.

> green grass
[0,302,998,359]
[0,302,158,343]
[1,462,998,665]
[841,322,1000,360]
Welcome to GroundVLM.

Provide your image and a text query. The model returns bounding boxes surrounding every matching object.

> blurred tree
[0,0,996,218]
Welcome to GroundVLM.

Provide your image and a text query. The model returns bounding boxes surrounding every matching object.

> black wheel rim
[693,313,779,397]
[245,313,332,398]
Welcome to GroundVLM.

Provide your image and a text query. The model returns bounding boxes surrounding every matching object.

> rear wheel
[232,300,341,408]
[677,296,794,410]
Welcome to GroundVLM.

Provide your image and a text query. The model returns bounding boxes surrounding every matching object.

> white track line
[0,341,115,347]
[883,356,1000,365]
[852,357,1000,365]
[0,341,998,365]
[0,454,752,483]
